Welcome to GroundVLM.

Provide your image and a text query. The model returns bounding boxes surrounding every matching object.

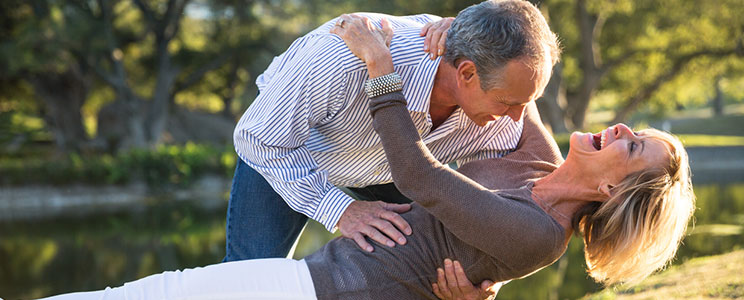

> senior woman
[40,13,694,300]
[336,14,695,287]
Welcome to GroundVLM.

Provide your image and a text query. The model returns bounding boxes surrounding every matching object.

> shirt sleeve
[233,34,354,231]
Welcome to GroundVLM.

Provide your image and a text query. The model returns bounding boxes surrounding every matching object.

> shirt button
[373,169,381,176]
[320,214,328,223]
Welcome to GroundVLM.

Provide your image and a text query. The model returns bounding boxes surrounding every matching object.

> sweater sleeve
[369,92,560,271]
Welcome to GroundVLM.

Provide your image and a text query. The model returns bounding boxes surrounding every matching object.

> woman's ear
[598,182,615,199]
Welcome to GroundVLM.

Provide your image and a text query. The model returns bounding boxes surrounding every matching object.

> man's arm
[234,34,352,231]
[235,32,412,251]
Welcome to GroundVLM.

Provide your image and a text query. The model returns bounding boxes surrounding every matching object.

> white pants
[41,258,317,300]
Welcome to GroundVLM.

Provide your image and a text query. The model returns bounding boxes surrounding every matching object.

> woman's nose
[613,123,633,138]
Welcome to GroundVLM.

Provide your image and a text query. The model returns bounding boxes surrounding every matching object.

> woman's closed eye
[627,141,637,158]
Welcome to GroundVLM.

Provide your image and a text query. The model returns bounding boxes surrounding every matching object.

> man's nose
[507,104,527,122]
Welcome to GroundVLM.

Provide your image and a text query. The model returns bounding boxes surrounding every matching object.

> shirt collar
[403,55,442,113]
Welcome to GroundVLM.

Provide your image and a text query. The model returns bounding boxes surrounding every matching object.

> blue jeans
[223,159,411,261]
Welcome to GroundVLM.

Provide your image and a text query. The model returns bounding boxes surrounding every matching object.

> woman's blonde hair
[571,128,695,286]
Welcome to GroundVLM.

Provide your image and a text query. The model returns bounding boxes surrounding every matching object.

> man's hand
[419,17,454,60]
[432,259,501,300]
[337,201,412,252]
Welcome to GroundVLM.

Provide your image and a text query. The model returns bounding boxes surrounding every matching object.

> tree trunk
[221,62,242,119]
[166,107,234,144]
[144,35,179,145]
[536,64,569,133]
[564,0,602,130]
[567,73,601,129]
[95,94,148,152]
[26,65,90,152]
[712,76,724,116]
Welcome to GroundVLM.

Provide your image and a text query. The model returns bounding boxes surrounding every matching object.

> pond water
[1,183,742,299]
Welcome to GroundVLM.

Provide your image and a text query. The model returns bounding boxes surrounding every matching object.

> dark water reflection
[1,184,742,299]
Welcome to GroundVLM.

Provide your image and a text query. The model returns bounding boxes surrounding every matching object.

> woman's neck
[532,168,605,235]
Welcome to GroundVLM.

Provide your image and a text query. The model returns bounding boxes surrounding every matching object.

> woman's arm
[332,15,561,270]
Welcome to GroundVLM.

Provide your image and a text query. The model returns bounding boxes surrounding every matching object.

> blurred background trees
[1,0,742,153]
[1,1,743,299]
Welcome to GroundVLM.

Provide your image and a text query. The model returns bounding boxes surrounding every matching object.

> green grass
[583,250,744,300]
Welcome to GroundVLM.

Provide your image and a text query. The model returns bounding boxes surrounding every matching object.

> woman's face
[566,124,670,185]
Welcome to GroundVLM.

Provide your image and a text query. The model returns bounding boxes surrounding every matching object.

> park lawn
[583,250,744,300]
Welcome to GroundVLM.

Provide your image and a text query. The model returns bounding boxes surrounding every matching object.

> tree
[2,0,282,153]
[539,0,744,131]
[0,0,94,152]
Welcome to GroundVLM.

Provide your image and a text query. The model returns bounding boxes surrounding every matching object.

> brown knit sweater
[304,92,566,299]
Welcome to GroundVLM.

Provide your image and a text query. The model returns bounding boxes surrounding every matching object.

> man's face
[456,59,548,126]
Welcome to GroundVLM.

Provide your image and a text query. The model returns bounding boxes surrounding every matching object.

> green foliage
[0,143,236,187]
[3,0,743,150]
[543,0,744,125]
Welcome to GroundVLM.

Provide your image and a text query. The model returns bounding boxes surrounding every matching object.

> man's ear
[455,60,478,87]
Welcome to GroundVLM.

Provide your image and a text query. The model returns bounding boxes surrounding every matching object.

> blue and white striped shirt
[234,13,523,231]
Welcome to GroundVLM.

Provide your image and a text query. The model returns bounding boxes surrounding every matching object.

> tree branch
[599,49,642,76]
[131,0,157,30]
[174,52,234,93]
[611,48,738,123]
[162,0,189,41]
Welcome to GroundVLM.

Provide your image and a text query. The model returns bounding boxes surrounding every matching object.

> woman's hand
[432,259,501,300]
[419,17,454,60]
[330,14,394,77]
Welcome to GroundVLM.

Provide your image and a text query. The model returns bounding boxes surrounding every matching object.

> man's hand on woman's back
[432,259,502,300]
[337,201,412,252]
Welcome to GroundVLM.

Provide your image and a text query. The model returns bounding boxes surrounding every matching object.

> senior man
[225,0,560,262]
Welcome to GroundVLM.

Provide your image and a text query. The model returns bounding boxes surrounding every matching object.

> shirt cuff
[313,188,355,233]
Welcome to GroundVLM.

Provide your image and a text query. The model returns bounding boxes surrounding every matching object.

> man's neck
[429,61,458,130]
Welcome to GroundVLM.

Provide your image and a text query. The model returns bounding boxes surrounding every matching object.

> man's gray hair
[444,0,560,91]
